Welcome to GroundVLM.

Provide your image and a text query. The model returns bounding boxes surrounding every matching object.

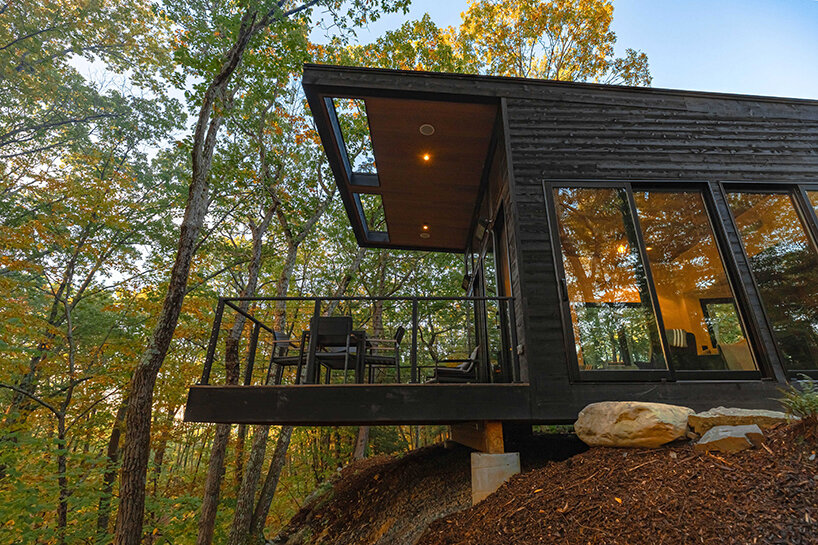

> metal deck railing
[198,296,520,386]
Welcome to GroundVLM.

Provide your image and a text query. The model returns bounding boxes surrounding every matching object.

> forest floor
[271,424,816,545]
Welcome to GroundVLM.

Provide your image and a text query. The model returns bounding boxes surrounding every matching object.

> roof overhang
[303,63,818,253]
[303,64,500,252]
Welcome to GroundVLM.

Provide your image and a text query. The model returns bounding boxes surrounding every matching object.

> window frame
[545,180,763,382]
[721,181,818,379]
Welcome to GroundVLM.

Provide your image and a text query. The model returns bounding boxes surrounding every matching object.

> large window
[634,190,755,372]
[727,191,818,371]
[550,183,756,378]
[552,186,666,372]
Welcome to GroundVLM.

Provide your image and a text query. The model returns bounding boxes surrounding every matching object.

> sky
[336,0,818,100]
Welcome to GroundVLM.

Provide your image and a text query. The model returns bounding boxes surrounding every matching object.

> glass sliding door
[727,191,818,371]
[552,186,666,373]
[633,190,756,372]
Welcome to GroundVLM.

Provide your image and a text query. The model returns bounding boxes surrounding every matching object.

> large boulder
[694,424,765,453]
[575,401,694,448]
[688,406,795,435]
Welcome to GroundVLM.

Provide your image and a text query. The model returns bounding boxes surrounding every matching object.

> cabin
[185,64,818,431]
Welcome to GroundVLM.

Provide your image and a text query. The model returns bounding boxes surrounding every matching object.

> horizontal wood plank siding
[505,92,818,391]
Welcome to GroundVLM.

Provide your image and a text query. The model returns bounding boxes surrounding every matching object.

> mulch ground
[271,444,472,545]
[418,424,818,545]
[271,434,586,545]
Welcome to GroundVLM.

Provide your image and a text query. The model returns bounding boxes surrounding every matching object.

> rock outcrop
[575,401,694,448]
[688,406,794,435]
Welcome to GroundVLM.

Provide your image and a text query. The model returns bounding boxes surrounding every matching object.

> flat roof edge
[303,63,818,108]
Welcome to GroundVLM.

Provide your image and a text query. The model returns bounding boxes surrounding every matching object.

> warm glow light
[617,244,627,254]
[645,246,653,251]
[422,153,430,162]
[422,224,429,230]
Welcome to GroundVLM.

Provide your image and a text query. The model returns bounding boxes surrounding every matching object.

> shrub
[779,375,818,442]
[779,374,818,420]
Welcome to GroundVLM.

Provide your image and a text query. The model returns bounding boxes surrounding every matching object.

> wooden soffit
[364,97,497,251]
[307,79,499,252]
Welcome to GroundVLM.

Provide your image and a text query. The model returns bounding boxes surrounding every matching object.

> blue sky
[343,0,818,100]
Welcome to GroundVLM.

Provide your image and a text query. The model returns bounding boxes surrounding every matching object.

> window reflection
[633,191,756,371]
[553,187,666,371]
[728,192,818,370]
[808,191,818,218]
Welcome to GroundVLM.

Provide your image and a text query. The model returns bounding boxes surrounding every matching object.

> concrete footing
[471,452,520,504]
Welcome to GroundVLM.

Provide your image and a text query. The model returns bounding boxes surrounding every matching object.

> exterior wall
[503,89,818,396]
[470,127,528,382]
[293,65,818,423]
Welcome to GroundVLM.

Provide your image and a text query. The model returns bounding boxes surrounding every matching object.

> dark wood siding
[505,92,818,390]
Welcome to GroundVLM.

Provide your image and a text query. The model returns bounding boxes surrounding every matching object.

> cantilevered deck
[183,295,530,424]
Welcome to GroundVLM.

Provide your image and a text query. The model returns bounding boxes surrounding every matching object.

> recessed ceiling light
[422,153,431,162]
[421,224,429,231]
[419,124,435,136]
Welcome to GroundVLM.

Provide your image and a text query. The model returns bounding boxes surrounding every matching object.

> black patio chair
[262,330,306,385]
[427,345,480,383]
[307,316,359,383]
[364,326,405,383]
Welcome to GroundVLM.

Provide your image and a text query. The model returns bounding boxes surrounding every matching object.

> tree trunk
[323,247,366,317]
[234,424,247,494]
[197,208,273,545]
[57,416,67,545]
[227,424,270,545]
[97,401,127,537]
[352,426,370,460]
[273,241,299,331]
[145,412,172,545]
[195,423,231,545]
[352,266,385,454]
[249,426,293,543]
[112,8,264,541]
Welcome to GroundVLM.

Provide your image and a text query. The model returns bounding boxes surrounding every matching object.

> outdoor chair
[427,345,480,383]
[265,330,304,385]
[364,326,405,383]
[307,316,360,383]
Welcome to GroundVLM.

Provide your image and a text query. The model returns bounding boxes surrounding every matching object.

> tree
[347,13,476,73]
[457,0,651,84]
[113,1,409,542]
[0,0,174,159]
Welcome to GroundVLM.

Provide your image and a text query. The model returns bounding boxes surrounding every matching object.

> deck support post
[450,421,521,504]
[470,452,520,504]
[450,421,505,453]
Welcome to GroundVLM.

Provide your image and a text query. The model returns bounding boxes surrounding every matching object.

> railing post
[243,322,261,386]
[411,298,418,383]
[508,298,521,383]
[304,299,321,384]
[201,298,225,385]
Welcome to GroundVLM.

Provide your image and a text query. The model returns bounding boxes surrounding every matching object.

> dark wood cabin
[185,64,818,426]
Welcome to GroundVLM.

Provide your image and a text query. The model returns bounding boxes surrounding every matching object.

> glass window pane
[331,98,377,174]
[727,191,818,370]
[356,193,386,232]
[634,191,756,371]
[553,187,666,371]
